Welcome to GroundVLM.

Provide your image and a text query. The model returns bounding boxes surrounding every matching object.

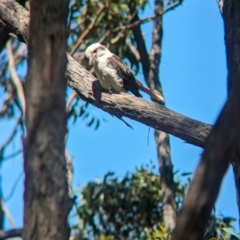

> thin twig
[2,150,22,161]
[110,10,137,45]
[70,4,105,56]
[4,172,23,202]
[66,91,77,110]
[113,13,162,33]
[0,94,12,117]
[14,42,26,65]
[0,83,13,117]
[1,201,16,228]
[100,13,163,45]
[0,118,20,157]
[126,41,140,60]
[7,40,26,117]
[164,0,184,14]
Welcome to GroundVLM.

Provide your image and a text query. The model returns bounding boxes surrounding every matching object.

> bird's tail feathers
[136,80,164,103]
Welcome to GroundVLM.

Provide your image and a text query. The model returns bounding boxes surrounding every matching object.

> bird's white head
[85,43,111,65]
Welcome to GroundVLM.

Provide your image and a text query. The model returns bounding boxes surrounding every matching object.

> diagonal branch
[0,118,20,158]
[0,0,213,149]
[164,0,184,14]
[7,39,26,116]
[0,228,22,240]
[70,4,106,56]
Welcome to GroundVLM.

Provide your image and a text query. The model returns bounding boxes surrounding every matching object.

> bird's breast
[94,60,124,92]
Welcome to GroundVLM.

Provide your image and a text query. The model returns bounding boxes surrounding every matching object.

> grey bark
[23,0,72,239]
[0,0,26,51]
[172,0,240,239]
[129,0,176,230]
[0,0,212,150]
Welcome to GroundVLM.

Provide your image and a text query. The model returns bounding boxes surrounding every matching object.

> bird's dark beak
[89,54,96,65]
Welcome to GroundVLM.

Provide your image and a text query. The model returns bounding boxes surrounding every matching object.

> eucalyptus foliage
[71,164,237,240]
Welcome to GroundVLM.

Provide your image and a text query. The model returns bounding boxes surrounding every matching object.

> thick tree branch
[0,0,212,149]
[0,228,22,240]
[0,0,26,51]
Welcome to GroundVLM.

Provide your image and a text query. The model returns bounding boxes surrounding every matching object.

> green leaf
[221,227,240,239]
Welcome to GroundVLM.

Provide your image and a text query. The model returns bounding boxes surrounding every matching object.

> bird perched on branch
[85,43,164,102]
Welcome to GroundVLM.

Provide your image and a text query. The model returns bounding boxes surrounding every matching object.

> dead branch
[7,40,26,116]
[164,0,184,14]
[0,0,213,149]
[66,91,78,110]
[0,118,20,156]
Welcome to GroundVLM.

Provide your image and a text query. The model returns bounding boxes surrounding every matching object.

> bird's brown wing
[107,55,142,97]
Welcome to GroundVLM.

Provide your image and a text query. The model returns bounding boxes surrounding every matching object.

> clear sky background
[1,0,238,234]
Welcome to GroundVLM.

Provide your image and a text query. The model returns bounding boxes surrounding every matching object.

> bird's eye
[93,49,97,53]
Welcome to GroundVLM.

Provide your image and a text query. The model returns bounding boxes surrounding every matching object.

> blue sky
[1,0,238,234]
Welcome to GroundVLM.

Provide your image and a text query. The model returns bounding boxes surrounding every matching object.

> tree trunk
[129,0,177,230]
[23,0,72,239]
[172,0,240,239]
[223,0,240,223]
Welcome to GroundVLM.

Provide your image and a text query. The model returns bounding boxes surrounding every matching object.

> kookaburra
[85,43,164,102]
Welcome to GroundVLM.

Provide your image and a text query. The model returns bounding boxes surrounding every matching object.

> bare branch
[0,0,213,149]
[0,228,22,240]
[164,0,184,14]
[0,86,13,117]
[113,13,162,33]
[70,4,106,56]
[126,41,140,61]
[7,40,26,116]
[1,201,16,228]
[99,12,163,45]
[2,150,22,161]
[0,118,20,157]
[66,91,77,110]
[110,10,138,45]
[4,172,23,202]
